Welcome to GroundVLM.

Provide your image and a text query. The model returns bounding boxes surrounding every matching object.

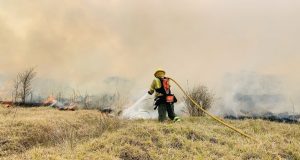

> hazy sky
[0,0,299,99]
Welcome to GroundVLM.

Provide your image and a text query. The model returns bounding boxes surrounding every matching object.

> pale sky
[0,0,299,101]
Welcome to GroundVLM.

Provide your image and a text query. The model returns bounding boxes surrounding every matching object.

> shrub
[184,85,214,116]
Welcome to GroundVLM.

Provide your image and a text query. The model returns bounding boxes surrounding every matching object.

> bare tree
[56,91,64,102]
[82,92,91,109]
[70,89,79,103]
[12,76,21,102]
[18,68,37,103]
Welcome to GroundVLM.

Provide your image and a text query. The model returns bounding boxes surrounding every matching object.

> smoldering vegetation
[212,72,300,123]
[1,68,300,123]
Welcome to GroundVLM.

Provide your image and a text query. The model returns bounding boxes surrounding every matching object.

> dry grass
[0,106,120,159]
[0,105,300,160]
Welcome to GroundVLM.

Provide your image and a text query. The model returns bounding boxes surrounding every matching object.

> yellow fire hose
[169,78,258,142]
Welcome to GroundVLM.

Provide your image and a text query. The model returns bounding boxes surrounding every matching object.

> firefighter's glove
[148,91,154,95]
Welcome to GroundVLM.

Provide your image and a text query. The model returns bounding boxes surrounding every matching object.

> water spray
[169,77,258,142]
[122,93,155,119]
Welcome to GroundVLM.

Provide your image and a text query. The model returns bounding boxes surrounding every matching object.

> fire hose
[169,78,258,142]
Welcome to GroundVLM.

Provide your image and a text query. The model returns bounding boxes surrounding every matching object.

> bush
[184,85,214,116]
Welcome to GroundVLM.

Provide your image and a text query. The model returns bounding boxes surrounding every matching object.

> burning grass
[0,106,299,159]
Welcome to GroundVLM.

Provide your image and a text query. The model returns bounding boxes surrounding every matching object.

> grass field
[0,106,299,160]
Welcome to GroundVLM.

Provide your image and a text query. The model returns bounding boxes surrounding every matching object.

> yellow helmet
[154,69,166,78]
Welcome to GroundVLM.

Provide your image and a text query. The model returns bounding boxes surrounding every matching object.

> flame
[43,95,56,104]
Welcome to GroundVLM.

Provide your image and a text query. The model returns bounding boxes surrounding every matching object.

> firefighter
[148,69,181,122]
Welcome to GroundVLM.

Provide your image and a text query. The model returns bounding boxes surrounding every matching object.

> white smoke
[211,72,298,116]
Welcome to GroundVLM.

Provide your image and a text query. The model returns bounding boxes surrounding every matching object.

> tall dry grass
[0,106,121,157]
[1,105,300,160]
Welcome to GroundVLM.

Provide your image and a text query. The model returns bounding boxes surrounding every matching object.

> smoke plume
[211,72,299,116]
[0,0,299,114]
